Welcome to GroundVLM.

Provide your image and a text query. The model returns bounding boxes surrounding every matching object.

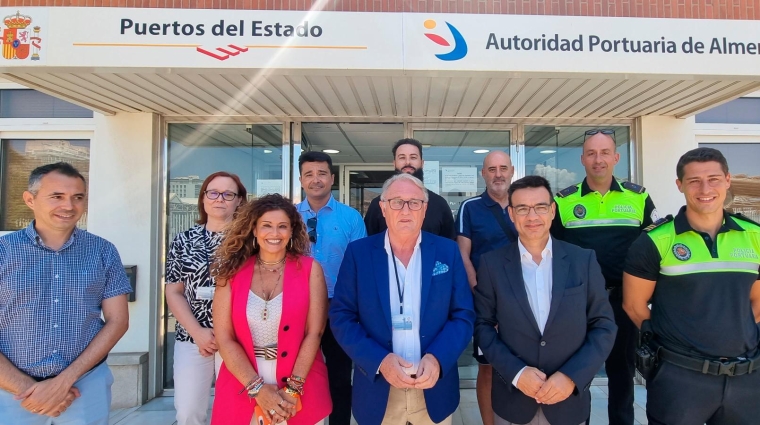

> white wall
[640,115,697,217]
[88,113,159,357]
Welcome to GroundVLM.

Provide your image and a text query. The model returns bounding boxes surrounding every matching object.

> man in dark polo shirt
[623,147,760,425]
[456,150,518,425]
[364,138,456,240]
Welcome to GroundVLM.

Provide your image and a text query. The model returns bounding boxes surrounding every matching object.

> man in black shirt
[364,138,456,239]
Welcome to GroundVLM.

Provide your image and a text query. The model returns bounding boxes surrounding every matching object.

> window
[1,139,90,231]
[696,98,760,124]
[699,143,760,222]
[0,90,93,118]
[525,126,631,194]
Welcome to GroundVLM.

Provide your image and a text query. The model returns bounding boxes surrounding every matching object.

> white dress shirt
[512,237,554,387]
[384,231,423,376]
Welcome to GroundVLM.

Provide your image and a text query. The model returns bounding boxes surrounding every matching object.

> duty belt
[658,347,760,377]
[254,345,278,360]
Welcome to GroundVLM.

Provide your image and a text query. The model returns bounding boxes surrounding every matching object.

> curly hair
[213,193,310,284]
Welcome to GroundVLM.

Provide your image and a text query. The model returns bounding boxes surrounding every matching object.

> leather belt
[659,347,760,377]
[254,345,278,360]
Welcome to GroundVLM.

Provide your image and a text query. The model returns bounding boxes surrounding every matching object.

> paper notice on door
[423,161,440,194]
[441,167,477,193]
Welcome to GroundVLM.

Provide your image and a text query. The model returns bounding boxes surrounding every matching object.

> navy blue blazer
[330,231,475,425]
[474,238,616,425]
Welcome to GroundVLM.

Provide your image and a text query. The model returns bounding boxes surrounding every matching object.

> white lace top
[246,291,282,347]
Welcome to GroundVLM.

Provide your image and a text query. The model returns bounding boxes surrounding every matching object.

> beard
[395,167,424,182]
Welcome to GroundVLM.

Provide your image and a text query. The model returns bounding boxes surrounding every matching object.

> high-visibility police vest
[555,181,647,230]
[644,211,760,357]
[554,180,651,285]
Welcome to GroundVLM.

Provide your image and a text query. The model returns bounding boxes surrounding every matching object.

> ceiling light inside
[263,149,272,154]
[473,149,490,154]
[540,150,557,154]
[322,149,340,154]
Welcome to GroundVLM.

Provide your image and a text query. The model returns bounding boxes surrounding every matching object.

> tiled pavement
[109,385,649,425]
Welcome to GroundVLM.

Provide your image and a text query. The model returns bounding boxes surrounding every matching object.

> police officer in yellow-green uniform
[550,129,657,425]
[623,147,760,425]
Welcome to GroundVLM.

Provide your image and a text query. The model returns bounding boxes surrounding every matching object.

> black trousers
[323,318,353,425]
[647,360,760,424]
[604,290,637,425]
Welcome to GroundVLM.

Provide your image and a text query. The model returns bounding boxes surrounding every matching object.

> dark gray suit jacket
[474,238,616,425]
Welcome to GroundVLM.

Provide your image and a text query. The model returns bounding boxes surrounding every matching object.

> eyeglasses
[384,198,426,211]
[511,203,552,216]
[204,190,239,201]
[584,129,616,142]
[307,217,317,243]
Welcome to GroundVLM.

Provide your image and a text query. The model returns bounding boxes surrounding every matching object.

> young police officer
[551,129,657,425]
[623,147,760,425]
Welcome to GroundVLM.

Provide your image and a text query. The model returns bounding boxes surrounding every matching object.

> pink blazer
[211,256,332,425]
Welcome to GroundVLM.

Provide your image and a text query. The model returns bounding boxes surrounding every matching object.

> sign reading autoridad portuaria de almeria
[2,11,42,62]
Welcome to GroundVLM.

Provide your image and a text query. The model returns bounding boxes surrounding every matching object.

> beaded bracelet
[247,378,265,399]
[286,377,305,396]
[238,376,265,396]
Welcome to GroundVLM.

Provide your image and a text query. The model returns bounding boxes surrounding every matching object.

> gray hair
[28,162,86,195]
[380,173,429,202]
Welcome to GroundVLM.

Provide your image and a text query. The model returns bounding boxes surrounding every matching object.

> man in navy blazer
[474,176,616,425]
[330,173,475,425]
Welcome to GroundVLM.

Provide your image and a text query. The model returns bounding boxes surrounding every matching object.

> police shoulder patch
[556,185,579,198]
[729,212,760,228]
[622,181,646,194]
[643,215,674,232]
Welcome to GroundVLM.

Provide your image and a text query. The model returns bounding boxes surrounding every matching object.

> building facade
[0,0,759,406]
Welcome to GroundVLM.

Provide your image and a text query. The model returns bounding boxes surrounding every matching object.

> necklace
[259,257,286,266]
[256,258,284,321]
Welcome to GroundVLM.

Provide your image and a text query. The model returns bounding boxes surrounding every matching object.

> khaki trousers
[380,387,453,425]
[494,407,584,425]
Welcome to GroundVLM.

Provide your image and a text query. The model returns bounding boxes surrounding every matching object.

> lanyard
[389,244,405,315]
[201,225,214,288]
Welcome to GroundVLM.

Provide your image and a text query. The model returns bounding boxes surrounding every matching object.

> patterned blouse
[165,224,224,343]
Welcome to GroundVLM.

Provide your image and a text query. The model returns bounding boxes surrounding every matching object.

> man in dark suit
[331,173,474,425]
[474,175,616,425]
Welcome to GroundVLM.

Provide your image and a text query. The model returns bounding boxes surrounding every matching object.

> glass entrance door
[408,124,515,388]
[340,165,395,215]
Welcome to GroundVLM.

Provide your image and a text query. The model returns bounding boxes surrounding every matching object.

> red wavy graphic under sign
[424,33,450,46]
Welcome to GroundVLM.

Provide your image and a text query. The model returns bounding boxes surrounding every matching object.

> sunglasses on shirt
[307,217,317,243]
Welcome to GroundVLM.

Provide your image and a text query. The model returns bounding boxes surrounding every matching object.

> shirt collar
[297,196,337,214]
[24,220,81,250]
[517,237,553,262]
[580,177,623,196]
[673,205,743,235]
[384,231,423,254]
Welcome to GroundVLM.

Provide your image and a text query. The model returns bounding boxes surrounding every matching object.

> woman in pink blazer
[211,194,332,425]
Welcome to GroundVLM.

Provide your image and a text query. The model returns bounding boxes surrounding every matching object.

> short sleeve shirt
[624,207,760,358]
[165,224,223,343]
[0,222,132,378]
[456,191,517,268]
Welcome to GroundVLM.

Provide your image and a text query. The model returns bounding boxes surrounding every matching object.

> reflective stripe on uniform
[661,261,760,275]
[565,218,641,228]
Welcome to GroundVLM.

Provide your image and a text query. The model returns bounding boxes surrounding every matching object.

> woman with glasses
[165,171,247,425]
[211,194,331,425]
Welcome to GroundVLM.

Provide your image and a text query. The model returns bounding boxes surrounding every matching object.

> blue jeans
[0,361,113,425]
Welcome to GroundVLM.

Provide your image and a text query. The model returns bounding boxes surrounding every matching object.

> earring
[288,239,293,250]
[253,237,258,250]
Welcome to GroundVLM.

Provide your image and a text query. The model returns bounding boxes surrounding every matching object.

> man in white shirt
[473,175,616,425]
[330,173,475,425]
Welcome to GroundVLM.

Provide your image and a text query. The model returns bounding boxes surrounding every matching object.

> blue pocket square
[432,261,449,276]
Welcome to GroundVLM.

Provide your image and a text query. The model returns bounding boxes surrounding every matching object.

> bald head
[481,150,514,199]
